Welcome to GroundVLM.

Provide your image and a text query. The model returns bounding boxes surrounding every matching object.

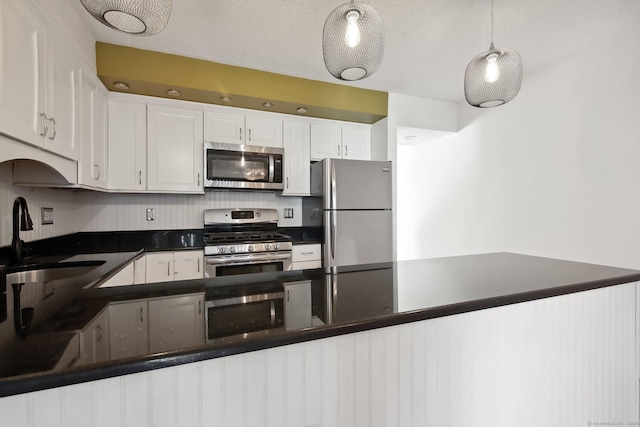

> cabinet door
[203,110,244,144]
[109,301,148,360]
[284,281,312,330]
[45,32,78,160]
[78,69,108,188]
[0,0,46,147]
[144,252,175,283]
[173,250,204,281]
[108,100,147,190]
[148,294,205,353]
[310,123,342,160]
[79,308,110,365]
[245,115,283,148]
[147,105,204,192]
[341,122,371,160]
[283,121,310,196]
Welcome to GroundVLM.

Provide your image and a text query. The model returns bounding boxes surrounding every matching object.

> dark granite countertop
[1,250,639,397]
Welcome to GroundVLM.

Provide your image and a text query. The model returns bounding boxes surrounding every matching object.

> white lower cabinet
[78,307,110,366]
[109,301,148,360]
[148,294,205,353]
[109,293,205,360]
[144,250,204,284]
[292,243,322,269]
[284,280,312,331]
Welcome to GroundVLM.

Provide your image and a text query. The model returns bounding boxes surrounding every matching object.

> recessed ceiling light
[220,96,232,102]
[167,89,181,96]
[262,102,274,108]
[114,82,130,90]
[296,107,308,114]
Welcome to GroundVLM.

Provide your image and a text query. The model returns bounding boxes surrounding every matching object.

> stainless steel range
[203,208,293,277]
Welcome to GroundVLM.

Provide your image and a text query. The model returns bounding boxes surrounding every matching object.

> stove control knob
[265,244,272,250]
[248,245,254,252]
[218,247,226,254]
[274,243,279,250]
[229,247,236,253]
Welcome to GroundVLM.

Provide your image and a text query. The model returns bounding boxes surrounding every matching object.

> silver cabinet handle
[96,325,102,342]
[337,144,341,157]
[48,117,57,140]
[300,252,314,255]
[140,307,144,322]
[93,164,100,180]
[40,113,49,137]
[167,261,171,276]
[197,258,201,273]
[248,128,252,142]
[239,127,242,140]
[286,177,289,188]
[344,144,348,157]
[197,173,200,186]
[139,170,142,185]
[198,300,202,315]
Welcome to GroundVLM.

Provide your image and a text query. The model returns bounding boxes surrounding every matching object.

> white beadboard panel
[0,392,29,427]
[0,162,78,247]
[73,190,303,231]
[2,283,637,427]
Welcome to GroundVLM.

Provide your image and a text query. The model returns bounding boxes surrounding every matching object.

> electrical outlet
[43,281,55,299]
[146,208,155,221]
[41,207,54,225]
[283,208,294,219]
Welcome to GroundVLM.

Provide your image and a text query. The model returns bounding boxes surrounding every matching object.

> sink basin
[5,260,106,286]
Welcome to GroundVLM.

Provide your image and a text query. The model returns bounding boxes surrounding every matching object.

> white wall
[397,17,640,268]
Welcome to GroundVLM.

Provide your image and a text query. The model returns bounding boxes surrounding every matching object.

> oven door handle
[205,252,292,265]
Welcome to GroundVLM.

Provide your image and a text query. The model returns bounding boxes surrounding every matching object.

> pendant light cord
[490,0,494,46]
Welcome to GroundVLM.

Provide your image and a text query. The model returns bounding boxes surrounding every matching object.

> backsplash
[0,162,302,248]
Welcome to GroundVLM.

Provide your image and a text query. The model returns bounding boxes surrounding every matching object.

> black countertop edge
[1,268,637,398]
[0,227,321,265]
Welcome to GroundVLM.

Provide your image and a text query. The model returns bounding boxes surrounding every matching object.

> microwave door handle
[268,154,275,182]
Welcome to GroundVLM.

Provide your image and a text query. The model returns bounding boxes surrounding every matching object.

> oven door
[204,252,292,278]
[206,291,285,342]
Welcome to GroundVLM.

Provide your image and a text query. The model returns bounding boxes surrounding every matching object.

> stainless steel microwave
[204,141,284,190]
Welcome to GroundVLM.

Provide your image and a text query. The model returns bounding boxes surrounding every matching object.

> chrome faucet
[10,197,34,264]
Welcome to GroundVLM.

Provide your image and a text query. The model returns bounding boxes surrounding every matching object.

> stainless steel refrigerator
[303,158,393,272]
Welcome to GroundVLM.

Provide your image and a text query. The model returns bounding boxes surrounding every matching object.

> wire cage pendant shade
[79,0,172,36]
[464,0,523,108]
[464,42,523,107]
[322,1,384,81]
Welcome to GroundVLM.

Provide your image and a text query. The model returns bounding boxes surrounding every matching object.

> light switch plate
[41,207,54,225]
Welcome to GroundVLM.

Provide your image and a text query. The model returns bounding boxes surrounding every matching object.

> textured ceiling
[71,0,639,103]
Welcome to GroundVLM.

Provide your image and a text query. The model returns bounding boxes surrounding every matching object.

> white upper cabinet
[108,100,147,191]
[78,69,108,189]
[204,109,283,148]
[310,120,371,161]
[0,0,78,159]
[147,104,204,193]
[282,120,310,196]
[341,122,371,160]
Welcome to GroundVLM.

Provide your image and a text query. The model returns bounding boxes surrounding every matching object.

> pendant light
[79,0,172,36]
[464,0,523,108]
[322,1,384,81]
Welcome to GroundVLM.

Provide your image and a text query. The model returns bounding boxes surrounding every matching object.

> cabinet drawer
[292,244,321,262]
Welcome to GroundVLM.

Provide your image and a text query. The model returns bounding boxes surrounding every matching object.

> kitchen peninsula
[1,246,638,426]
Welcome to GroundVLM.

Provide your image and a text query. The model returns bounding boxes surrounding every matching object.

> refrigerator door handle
[331,209,337,260]
[331,161,337,210]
